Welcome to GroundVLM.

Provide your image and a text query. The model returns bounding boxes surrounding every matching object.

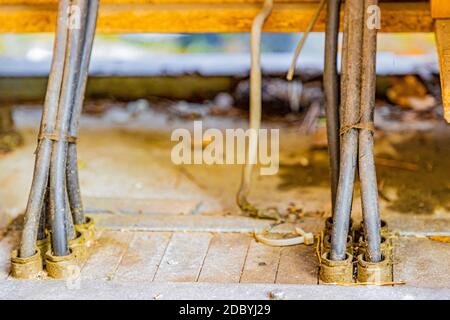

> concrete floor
[0,105,449,299]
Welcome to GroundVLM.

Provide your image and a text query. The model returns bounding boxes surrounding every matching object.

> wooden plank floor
[86,231,319,284]
[0,214,448,288]
[0,228,320,284]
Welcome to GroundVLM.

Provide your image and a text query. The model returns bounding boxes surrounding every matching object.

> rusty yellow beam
[0,1,433,33]
[432,0,450,123]
[431,0,450,19]
[0,0,426,4]
[435,20,450,122]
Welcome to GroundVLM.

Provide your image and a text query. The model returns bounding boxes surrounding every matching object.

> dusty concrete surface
[1,280,449,300]
[0,105,449,299]
[2,105,449,226]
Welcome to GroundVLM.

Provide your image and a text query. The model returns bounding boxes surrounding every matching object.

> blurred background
[0,32,438,76]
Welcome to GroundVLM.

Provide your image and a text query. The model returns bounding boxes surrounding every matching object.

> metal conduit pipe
[67,0,99,225]
[323,0,342,213]
[50,0,88,256]
[287,0,326,81]
[19,0,71,258]
[330,0,364,261]
[340,0,350,126]
[359,0,382,262]
[36,200,46,241]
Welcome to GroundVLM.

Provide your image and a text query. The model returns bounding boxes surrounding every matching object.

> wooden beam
[431,0,450,19]
[0,0,428,4]
[432,1,450,123]
[435,20,450,123]
[0,1,433,33]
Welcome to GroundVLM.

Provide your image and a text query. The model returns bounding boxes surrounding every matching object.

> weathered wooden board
[386,215,450,236]
[435,20,450,123]
[276,245,318,284]
[84,197,202,216]
[115,232,172,281]
[0,0,320,3]
[393,237,450,288]
[81,230,133,280]
[90,213,325,234]
[153,232,212,282]
[431,0,450,19]
[0,1,433,33]
[240,239,281,283]
[198,233,251,283]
